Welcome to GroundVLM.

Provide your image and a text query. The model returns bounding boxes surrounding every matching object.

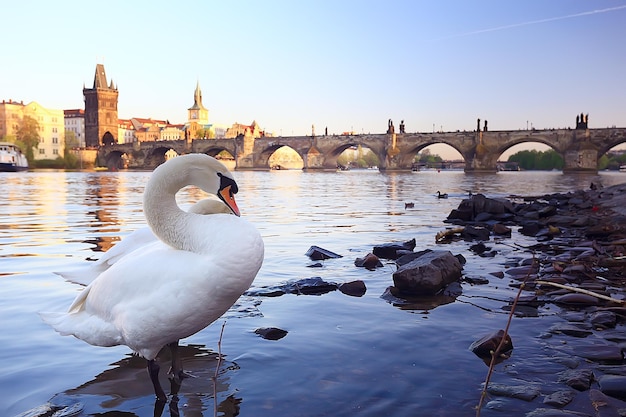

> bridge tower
[83,64,119,147]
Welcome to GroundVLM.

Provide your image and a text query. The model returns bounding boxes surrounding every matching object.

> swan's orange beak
[219,185,241,216]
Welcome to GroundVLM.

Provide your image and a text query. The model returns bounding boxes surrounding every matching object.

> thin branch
[213,321,227,417]
[475,253,535,416]
[535,280,625,305]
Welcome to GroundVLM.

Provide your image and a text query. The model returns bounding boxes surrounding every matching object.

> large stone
[598,375,626,400]
[469,329,513,360]
[392,250,462,295]
[305,245,342,260]
[373,238,416,260]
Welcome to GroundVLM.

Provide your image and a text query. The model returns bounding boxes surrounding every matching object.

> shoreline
[445,182,626,413]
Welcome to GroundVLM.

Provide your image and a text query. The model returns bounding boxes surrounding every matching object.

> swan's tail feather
[38,311,123,347]
[54,268,102,286]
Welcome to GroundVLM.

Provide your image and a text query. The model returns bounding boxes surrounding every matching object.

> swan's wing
[55,199,230,286]
[54,227,158,286]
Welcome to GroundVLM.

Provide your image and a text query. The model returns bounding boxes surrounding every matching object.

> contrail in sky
[430,4,626,41]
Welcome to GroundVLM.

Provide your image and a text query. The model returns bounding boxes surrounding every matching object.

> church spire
[189,80,207,111]
[93,64,108,89]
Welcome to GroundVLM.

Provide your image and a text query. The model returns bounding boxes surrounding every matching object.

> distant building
[118,119,135,144]
[64,109,85,147]
[0,99,64,160]
[84,64,119,147]
[160,124,185,140]
[225,120,267,138]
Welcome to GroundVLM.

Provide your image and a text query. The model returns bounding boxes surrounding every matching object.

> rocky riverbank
[444,182,626,416]
[250,182,626,416]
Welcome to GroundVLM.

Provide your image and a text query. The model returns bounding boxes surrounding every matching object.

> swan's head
[216,172,240,216]
[148,154,241,216]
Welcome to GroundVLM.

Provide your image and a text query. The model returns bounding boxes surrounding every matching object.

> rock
[573,345,623,364]
[254,327,288,340]
[305,245,342,260]
[505,264,539,277]
[553,293,601,306]
[590,311,617,329]
[469,329,513,361]
[493,223,512,236]
[588,389,626,416]
[486,382,541,401]
[372,238,416,260]
[598,375,626,400]
[471,194,515,216]
[446,194,514,224]
[338,280,366,297]
[462,225,490,241]
[474,212,493,222]
[354,253,383,269]
[396,249,433,266]
[469,242,490,254]
[446,207,473,222]
[557,369,593,391]
[246,277,338,297]
[519,221,542,237]
[525,408,591,416]
[380,285,457,311]
[392,250,463,295]
[548,323,592,338]
[464,276,490,285]
[538,205,558,217]
[542,390,577,407]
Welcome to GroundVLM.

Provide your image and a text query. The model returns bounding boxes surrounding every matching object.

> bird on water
[436,191,448,199]
[41,154,264,402]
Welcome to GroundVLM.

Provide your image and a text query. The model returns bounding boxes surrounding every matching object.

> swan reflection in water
[21,344,242,417]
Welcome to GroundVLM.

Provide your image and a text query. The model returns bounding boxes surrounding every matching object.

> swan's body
[41,154,264,401]
[55,197,233,286]
[436,191,448,199]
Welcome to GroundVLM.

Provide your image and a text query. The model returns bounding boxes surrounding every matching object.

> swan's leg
[168,341,185,383]
[147,359,167,402]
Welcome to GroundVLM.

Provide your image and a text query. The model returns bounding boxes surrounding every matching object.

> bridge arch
[102,150,127,170]
[193,140,237,162]
[494,133,566,159]
[402,140,466,168]
[596,133,626,157]
[256,144,306,169]
[323,141,386,170]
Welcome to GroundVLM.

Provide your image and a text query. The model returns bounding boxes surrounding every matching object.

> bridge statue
[387,119,395,134]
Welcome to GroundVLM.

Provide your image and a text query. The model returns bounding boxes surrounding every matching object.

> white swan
[56,197,233,286]
[41,154,264,402]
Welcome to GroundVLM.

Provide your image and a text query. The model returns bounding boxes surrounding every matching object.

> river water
[1,168,625,417]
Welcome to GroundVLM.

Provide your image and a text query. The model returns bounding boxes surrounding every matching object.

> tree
[508,149,563,170]
[64,130,79,149]
[64,131,79,169]
[16,115,40,163]
[416,149,443,167]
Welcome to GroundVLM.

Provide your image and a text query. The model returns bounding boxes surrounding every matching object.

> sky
[2,1,626,158]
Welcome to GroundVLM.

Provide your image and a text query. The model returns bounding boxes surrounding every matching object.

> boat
[0,142,29,172]
[620,165,626,172]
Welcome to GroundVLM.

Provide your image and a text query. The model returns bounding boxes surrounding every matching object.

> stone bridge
[98,127,626,173]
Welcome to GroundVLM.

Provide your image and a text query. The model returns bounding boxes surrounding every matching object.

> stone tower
[83,64,119,147]
[188,81,209,125]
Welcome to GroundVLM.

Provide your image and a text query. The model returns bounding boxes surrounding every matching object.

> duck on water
[40,154,265,402]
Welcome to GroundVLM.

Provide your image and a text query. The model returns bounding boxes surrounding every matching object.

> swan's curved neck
[143,167,193,250]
